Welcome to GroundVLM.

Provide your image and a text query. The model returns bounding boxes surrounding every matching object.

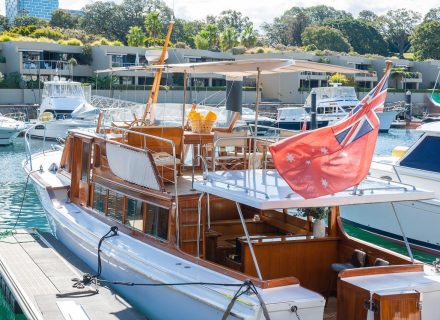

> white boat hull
[26,152,325,320]
[341,160,440,254]
[0,128,22,145]
[28,119,95,140]
[378,110,400,133]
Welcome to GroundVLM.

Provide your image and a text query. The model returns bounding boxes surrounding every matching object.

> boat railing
[24,123,51,171]
[3,112,27,122]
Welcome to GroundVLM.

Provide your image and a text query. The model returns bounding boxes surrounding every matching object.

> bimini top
[96,59,365,77]
[193,169,434,210]
[151,59,364,77]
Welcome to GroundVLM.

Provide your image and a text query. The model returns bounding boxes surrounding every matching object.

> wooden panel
[337,279,370,320]
[242,237,339,294]
[339,264,424,279]
[126,126,183,159]
[373,291,421,320]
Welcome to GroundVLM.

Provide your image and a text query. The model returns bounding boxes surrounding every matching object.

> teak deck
[0,229,145,320]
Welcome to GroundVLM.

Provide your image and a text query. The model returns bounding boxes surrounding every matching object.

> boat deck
[0,229,146,320]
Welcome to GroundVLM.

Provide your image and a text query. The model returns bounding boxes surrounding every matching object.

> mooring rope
[73,227,271,320]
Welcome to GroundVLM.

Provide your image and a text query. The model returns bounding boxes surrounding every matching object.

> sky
[0,0,439,28]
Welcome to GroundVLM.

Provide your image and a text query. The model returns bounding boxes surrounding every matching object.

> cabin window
[400,136,440,173]
[145,204,169,240]
[126,198,144,231]
[92,183,107,214]
[107,190,124,222]
[81,142,90,182]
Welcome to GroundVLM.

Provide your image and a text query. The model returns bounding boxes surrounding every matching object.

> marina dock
[0,229,145,320]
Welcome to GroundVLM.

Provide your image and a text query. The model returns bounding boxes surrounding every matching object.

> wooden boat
[23,59,440,319]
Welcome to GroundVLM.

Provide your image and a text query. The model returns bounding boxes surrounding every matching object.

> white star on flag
[320,147,328,154]
[321,178,328,188]
[287,153,295,162]
[305,160,311,165]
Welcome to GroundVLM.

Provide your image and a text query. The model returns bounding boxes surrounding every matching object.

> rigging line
[431,67,440,99]
[12,169,38,231]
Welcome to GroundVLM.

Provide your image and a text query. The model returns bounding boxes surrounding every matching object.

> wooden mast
[141,20,175,123]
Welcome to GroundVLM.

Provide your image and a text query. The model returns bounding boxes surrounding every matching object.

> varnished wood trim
[339,264,424,279]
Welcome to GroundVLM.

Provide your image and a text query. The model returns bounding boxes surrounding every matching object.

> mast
[142,20,175,123]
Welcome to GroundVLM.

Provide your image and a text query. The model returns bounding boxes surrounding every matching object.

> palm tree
[144,12,163,45]
[240,24,257,48]
[67,57,77,81]
[127,26,146,47]
[220,27,239,51]
[204,24,219,48]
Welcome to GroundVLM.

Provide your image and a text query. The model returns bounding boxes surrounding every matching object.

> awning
[95,59,365,76]
[193,169,434,210]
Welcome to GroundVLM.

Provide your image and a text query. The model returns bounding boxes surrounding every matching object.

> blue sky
[1,0,439,28]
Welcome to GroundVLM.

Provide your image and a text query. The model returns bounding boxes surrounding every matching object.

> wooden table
[183,131,214,145]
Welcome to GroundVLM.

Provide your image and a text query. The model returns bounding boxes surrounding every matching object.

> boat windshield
[400,135,440,173]
[305,87,357,104]
[278,108,307,118]
[104,103,245,129]
[42,82,85,99]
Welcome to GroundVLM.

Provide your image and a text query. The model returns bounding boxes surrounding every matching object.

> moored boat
[23,59,440,320]
[0,112,27,145]
[341,121,440,254]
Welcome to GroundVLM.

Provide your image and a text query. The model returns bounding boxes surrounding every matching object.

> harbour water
[0,128,436,318]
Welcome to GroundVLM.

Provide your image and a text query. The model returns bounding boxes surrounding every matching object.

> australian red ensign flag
[269,61,392,199]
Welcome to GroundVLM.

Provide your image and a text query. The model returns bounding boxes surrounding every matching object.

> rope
[72,228,271,319]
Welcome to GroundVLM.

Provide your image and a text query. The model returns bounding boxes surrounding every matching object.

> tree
[240,24,257,48]
[172,19,205,48]
[325,19,388,55]
[216,10,250,33]
[410,20,440,60]
[301,26,352,52]
[13,14,47,27]
[204,24,220,48]
[220,27,239,51]
[81,1,122,40]
[67,57,77,80]
[144,12,163,43]
[302,5,352,25]
[424,8,440,22]
[358,10,378,23]
[379,9,421,58]
[329,73,355,86]
[262,10,309,46]
[0,15,10,32]
[127,26,146,47]
[50,9,80,29]
[193,34,209,50]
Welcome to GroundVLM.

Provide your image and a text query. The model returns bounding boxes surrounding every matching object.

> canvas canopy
[96,59,365,76]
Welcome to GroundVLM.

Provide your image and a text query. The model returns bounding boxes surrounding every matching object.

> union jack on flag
[269,61,392,199]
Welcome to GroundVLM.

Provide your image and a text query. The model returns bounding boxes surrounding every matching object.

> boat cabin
[56,124,437,319]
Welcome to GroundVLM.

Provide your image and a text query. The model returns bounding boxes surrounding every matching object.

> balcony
[299,71,327,80]
[21,60,92,77]
[402,72,422,83]
[354,71,377,82]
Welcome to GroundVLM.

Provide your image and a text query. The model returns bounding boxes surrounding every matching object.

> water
[0,129,435,318]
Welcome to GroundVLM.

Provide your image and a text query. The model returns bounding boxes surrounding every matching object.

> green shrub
[0,34,14,42]
[10,25,37,36]
[65,38,83,46]
[230,46,246,55]
[256,47,265,53]
[111,40,123,46]
[91,38,111,46]
[144,37,173,47]
[30,27,65,40]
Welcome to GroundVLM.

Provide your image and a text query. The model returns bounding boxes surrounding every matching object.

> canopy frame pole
[391,202,414,263]
[235,202,263,280]
[182,71,187,127]
[252,68,261,170]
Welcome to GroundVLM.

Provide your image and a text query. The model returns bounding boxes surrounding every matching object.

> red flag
[269,62,392,199]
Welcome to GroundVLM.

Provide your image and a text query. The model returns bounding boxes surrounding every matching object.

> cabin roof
[193,169,434,209]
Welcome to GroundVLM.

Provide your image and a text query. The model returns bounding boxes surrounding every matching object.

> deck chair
[206,131,248,170]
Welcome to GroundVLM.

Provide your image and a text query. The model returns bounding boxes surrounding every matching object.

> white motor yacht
[279,85,400,132]
[0,112,27,145]
[341,121,440,254]
[29,80,98,140]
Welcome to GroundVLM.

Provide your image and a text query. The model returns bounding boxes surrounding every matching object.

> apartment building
[5,0,59,21]
[1,41,440,105]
